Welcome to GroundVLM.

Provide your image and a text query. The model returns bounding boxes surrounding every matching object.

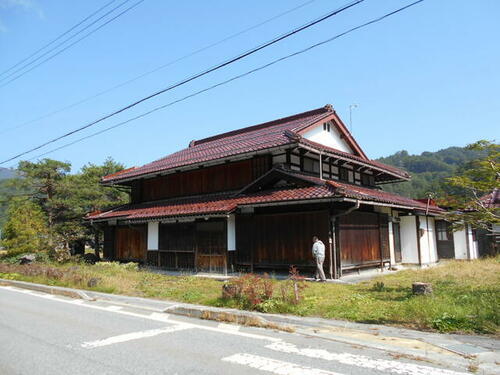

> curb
[0,279,94,301]
[164,304,295,333]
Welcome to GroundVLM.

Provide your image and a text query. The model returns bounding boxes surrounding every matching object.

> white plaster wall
[400,216,419,264]
[302,123,353,153]
[227,214,236,251]
[467,224,479,259]
[147,222,159,250]
[419,216,438,264]
[388,221,396,265]
[453,228,468,259]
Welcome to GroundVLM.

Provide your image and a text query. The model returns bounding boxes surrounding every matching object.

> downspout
[319,151,323,180]
[329,200,360,279]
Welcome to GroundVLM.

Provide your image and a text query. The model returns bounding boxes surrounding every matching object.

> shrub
[52,248,72,263]
[223,273,274,309]
[222,267,308,311]
[372,281,386,292]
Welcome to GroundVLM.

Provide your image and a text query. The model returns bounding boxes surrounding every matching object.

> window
[323,122,331,132]
[303,157,320,173]
[361,173,375,186]
[436,221,450,241]
[339,166,349,182]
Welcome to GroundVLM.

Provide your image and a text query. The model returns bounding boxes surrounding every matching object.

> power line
[0,0,317,135]
[25,0,426,164]
[0,0,144,88]
[0,0,118,78]
[0,0,364,165]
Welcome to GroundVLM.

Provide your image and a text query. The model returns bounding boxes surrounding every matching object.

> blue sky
[0,0,498,172]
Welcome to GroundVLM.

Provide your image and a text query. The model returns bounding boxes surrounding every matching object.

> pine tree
[1,198,49,254]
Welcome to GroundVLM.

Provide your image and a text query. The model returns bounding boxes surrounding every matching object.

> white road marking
[105,305,122,311]
[266,342,471,375]
[82,325,190,348]
[0,286,281,342]
[217,323,240,331]
[149,312,171,322]
[69,299,85,305]
[222,353,343,375]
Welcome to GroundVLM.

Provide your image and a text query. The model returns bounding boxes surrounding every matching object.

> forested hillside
[377,146,485,199]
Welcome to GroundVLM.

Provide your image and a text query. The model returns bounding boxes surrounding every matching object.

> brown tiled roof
[88,168,442,221]
[86,185,335,221]
[277,167,441,212]
[479,189,500,209]
[326,179,444,213]
[102,105,409,184]
[103,106,332,183]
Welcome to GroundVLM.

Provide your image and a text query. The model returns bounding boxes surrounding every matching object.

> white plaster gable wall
[147,222,159,250]
[400,216,419,264]
[302,122,354,154]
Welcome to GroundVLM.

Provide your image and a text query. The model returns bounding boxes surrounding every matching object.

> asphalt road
[0,286,472,375]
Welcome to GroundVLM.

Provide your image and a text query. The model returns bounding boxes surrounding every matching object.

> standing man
[312,236,326,282]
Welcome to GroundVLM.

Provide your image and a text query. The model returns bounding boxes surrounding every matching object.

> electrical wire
[0,0,364,164]
[0,0,317,135]
[0,0,145,88]
[0,0,118,78]
[24,1,426,165]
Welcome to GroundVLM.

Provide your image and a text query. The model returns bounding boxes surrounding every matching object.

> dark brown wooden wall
[379,214,390,260]
[338,211,389,267]
[103,226,115,259]
[156,220,227,272]
[236,210,329,268]
[135,155,271,202]
[114,225,147,261]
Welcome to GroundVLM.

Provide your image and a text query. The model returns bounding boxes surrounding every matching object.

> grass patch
[0,257,498,335]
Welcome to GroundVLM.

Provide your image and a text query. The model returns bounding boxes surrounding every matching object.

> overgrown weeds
[220,267,308,312]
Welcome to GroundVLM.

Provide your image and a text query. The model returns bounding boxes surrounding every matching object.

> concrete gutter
[1,278,498,374]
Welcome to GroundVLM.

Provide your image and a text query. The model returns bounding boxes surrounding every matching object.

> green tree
[55,158,128,256]
[444,140,499,231]
[11,159,71,248]
[1,198,49,254]
[6,158,128,256]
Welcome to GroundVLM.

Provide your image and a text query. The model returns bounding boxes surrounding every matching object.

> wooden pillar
[336,217,342,278]
[330,217,338,279]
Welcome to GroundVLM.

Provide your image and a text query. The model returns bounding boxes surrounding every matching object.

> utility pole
[349,104,358,133]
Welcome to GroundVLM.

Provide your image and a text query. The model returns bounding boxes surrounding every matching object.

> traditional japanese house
[87,105,444,277]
